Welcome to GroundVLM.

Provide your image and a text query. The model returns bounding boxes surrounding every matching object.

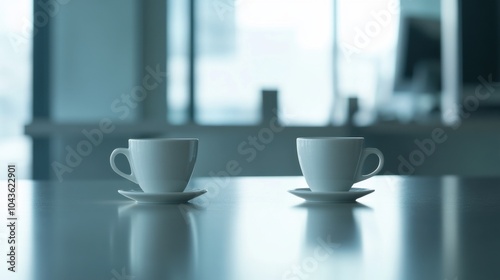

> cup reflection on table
[298,203,370,279]
[120,203,198,279]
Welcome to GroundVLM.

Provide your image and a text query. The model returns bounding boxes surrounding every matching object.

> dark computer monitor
[394,16,442,93]
[459,0,500,109]
[460,0,500,84]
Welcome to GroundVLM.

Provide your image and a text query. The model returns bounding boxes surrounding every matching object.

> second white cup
[297,137,384,192]
[110,138,198,193]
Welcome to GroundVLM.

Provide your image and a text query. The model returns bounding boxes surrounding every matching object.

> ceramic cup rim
[297,136,364,141]
[128,138,199,143]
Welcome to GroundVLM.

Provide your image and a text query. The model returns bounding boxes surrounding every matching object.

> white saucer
[288,188,374,203]
[118,189,207,204]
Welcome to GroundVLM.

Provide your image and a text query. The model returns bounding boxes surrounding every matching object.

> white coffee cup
[110,138,198,193]
[297,137,384,192]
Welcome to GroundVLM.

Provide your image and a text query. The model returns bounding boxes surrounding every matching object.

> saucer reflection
[119,203,199,279]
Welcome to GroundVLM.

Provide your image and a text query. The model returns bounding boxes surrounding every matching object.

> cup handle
[110,148,138,184]
[354,148,384,183]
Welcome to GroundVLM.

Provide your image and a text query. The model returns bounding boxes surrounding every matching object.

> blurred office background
[1,0,500,180]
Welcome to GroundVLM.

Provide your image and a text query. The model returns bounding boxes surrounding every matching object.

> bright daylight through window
[0,1,32,179]
[168,0,398,126]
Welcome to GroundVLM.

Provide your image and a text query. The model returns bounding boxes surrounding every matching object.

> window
[168,0,399,126]
[0,1,32,179]
[168,0,334,125]
[336,0,399,124]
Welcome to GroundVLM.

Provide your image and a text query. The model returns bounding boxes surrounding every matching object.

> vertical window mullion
[188,0,196,122]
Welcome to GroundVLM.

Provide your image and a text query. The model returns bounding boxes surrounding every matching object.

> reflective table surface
[1,176,500,280]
